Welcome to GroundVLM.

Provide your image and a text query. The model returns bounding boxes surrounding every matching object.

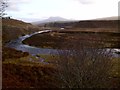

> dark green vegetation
[2,19,120,88]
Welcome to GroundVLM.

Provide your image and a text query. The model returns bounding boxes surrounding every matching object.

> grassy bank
[2,48,57,88]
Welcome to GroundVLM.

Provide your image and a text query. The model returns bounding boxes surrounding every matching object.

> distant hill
[2,18,40,44]
[32,17,71,25]
[40,20,118,28]
[94,16,119,20]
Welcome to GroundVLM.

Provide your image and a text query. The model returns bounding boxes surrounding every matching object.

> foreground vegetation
[2,47,57,88]
[3,61,56,88]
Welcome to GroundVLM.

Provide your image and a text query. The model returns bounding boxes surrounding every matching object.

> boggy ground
[23,30,120,49]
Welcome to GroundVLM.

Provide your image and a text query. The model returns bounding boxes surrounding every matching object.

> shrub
[53,41,113,88]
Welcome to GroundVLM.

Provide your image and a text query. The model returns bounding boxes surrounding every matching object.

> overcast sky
[5,0,119,22]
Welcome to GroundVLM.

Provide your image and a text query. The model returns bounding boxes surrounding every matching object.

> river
[5,30,120,58]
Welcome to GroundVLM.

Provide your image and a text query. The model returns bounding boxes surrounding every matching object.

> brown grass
[2,47,29,61]
[2,18,41,44]
[23,31,120,49]
[2,63,57,88]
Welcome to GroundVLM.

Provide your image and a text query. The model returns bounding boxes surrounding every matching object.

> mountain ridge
[32,16,72,25]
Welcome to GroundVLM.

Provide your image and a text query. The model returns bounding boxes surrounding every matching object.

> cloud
[76,0,119,5]
[74,0,95,4]
[6,0,31,11]
[8,0,30,4]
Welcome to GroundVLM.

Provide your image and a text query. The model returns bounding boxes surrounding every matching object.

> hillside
[74,20,118,28]
[42,20,117,28]
[95,16,119,20]
[39,20,118,33]
[2,18,41,44]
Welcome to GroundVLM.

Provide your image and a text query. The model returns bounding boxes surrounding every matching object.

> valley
[2,18,120,88]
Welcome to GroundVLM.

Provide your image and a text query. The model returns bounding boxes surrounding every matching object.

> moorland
[2,18,120,88]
